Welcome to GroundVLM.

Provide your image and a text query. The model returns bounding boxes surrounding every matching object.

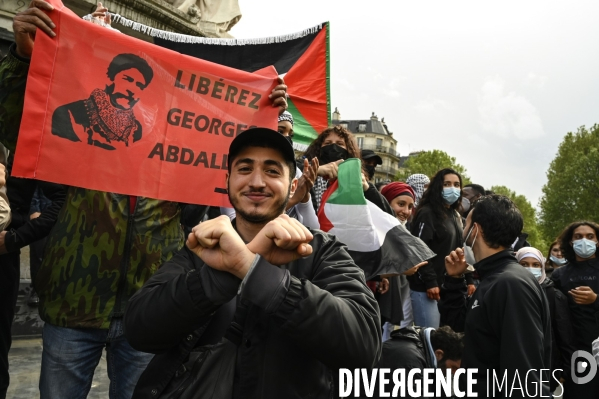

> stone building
[332,108,400,183]
[0,0,241,55]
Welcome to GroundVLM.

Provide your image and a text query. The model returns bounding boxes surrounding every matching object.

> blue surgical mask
[573,239,598,259]
[442,187,461,205]
[549,255,567,266]
[525,267,543,280]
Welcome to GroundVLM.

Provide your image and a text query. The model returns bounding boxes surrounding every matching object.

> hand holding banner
[12,0,280,206]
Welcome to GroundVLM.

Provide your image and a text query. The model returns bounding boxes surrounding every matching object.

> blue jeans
[410,290,440,328]
[40,318,153,399]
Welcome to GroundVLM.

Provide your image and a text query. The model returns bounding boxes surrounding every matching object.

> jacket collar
[474,249,517,280]
[572,257,599,269]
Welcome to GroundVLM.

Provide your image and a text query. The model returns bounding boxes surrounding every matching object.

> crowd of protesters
[0,2,598,399]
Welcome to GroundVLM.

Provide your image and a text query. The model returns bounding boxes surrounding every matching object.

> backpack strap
[223,298,250,346]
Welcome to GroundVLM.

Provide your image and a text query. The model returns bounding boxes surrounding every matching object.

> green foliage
[491,185,547,252]
[395,149,471,184]
[539,124,599,242]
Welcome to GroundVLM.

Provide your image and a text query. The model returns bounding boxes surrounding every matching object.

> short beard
[228,184,291,225]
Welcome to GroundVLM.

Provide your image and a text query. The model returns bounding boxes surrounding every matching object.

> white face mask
[525,267,543,280]
[463,223,478,265]
[550,255,567,266]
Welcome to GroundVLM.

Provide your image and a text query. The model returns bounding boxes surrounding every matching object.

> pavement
[7,246,110,398]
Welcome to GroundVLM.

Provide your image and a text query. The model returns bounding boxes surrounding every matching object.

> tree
[539,124,599,242]
[396,149,471,183]
[491,185,546,252]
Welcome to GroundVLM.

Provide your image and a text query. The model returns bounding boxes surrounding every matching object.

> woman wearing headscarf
[406,173,430,207]
[381,182,415,228]
[379,182,418,334]
[516,247,576,393]
[408,168,474,329]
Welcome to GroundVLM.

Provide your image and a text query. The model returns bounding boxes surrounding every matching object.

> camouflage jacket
[38,190,184,328]
[1,46,185,329]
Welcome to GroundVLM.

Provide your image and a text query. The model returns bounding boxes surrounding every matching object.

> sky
[230,0,599,208]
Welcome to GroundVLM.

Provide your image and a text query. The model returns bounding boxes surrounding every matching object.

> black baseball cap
[361,149,383,165]
[228,127,296,170]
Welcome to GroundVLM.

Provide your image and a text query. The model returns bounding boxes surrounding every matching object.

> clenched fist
[186,216,256,279]
[247,214,313,266]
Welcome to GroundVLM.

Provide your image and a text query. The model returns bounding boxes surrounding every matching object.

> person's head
[430,326,463,374]
[516,246,546,283]
[381,182,415,224]
[375,181,389,192]
[464,195,523,262]
[419,168,463,219]
[558,221,599,263]
[462,184,485,205]
[460,197,471,217]
[227,128,297,225]
[105,54,153,110]
[277,111,294,142]
[406,174,430,206]
[361,150,383,181]
[546,239,567,268]
[303,125,360,165]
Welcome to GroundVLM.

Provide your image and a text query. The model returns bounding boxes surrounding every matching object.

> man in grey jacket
[124,128,381,398]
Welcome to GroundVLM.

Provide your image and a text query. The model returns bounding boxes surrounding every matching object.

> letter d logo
[571,350,598,385]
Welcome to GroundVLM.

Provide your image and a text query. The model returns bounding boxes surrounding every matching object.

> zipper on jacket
[112,196,137,317]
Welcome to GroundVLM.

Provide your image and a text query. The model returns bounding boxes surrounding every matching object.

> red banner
[12,1,279,207]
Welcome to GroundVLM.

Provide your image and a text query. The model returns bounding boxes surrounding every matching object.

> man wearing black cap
[124,128,381,398]
[361,149,383,182]
[220,110,320,228]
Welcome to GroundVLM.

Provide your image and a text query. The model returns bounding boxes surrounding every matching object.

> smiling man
[124,127,381,398]
[51,53,154,150]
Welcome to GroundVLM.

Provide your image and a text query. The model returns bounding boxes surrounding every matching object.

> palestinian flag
[155,23,330,146]
[318,159,436,279]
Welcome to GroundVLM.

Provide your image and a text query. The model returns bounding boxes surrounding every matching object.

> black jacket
[438,250,552,397]
[409,206,473,292]
[3,156,66,252]
[360,326,437,399]
[551,258,599,352]
[541,279,577,390]
[124,229,382,399]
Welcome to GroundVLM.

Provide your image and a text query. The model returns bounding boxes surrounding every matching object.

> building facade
[0,0,240,55]
[332,108,400,183]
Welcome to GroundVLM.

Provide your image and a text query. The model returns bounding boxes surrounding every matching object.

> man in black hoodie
[439,195,552,398]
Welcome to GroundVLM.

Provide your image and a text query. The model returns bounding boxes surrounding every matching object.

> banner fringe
[89,13,325,45]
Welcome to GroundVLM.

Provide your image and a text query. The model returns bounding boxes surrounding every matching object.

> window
[358,123,366,132]
[357,137,364,148]
[341,123,348,129]
[376,138,383,148]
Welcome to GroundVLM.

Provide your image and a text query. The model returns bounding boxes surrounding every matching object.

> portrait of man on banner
[51,53,154,150]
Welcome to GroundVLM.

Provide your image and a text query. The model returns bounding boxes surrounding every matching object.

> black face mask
[319,144,349,165]
[285,135,293,146]
[364,165,376,180]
